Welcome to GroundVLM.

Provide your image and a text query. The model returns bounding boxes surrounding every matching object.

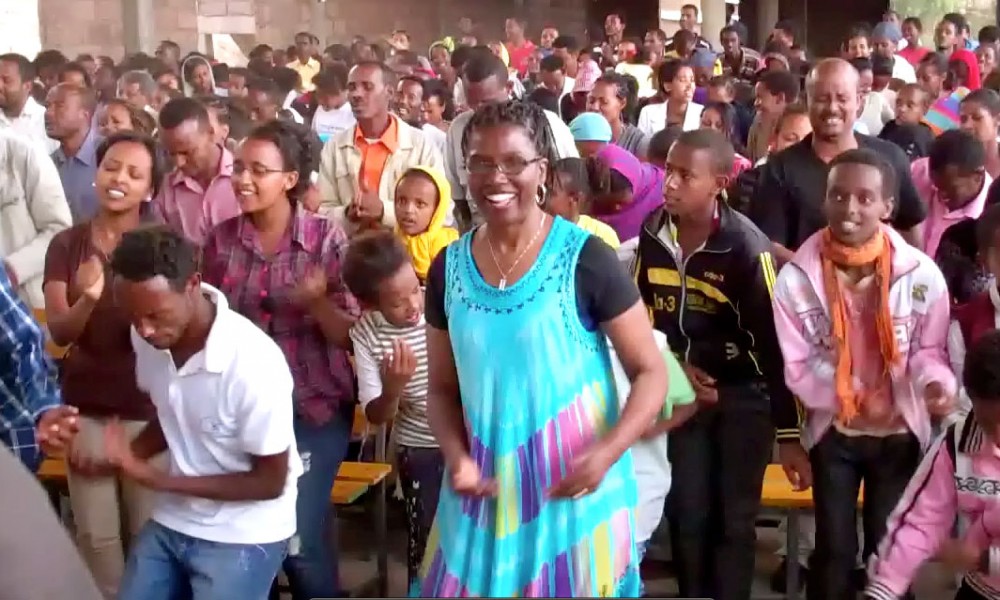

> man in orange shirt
[316,62,442,231]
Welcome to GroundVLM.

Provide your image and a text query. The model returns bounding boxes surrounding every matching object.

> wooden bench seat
[760,464,863,599]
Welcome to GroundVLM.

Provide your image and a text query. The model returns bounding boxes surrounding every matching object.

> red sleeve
[42,229,73,287]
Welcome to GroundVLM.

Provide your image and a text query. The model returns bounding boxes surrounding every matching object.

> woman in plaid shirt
[201,120,360,600]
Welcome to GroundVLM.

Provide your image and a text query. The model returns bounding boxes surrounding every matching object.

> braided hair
[244,120,321,204]
[461,100,560,188]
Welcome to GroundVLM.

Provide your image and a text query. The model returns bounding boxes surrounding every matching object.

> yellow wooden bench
[760,464,864,600]
[38,405,392,596]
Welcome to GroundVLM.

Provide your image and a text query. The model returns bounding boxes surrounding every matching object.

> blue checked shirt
[0,267,61,470]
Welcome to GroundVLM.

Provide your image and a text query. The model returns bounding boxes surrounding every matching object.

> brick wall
[38,0,589,60]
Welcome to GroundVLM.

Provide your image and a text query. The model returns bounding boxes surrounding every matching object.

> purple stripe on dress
[553,551,573,597]
[523,561,550,597]
[459,436,495,523]
[420,548,445,595]
[517,445,539,523]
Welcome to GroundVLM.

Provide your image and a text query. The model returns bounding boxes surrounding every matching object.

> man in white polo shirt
[104,226,302,600]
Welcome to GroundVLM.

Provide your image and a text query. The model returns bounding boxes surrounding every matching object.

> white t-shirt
[132,284,303,545]
[608,330,671,545]
[312,103,356,144]
[420,123,448,158]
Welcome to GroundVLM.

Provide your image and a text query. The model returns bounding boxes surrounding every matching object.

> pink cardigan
[771,225,956,449]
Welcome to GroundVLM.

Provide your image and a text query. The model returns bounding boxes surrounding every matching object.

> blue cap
[569,112,613,143]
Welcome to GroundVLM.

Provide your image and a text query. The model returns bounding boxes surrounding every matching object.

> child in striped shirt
[342,231,442,592]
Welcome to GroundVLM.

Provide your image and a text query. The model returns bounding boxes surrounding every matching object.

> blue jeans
[118,520,287,600]
[283,408,352,600]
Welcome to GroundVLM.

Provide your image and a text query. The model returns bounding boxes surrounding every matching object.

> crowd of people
[3,5,1000,600]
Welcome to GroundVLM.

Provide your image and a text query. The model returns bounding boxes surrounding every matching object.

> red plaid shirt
[202,207,360,425]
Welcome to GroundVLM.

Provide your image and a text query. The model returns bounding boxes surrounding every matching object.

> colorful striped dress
[418,217,641,598]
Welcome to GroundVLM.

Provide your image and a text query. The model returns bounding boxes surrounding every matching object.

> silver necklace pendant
[498,278,507,291]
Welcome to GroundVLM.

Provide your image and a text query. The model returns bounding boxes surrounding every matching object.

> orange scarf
[820,228,899,424]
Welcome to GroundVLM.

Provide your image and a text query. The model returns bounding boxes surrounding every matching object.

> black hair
[708,74,736,93]
[226,101,253,142]
[0,53,35,82]
[702,101,746,155]
[110,226,198,292]
[671,29,697,46]
[680,4,699,16]
[647,125,684,165]
[844,23,872,45]
[96,131,165,199]
[324,44,353,66]
[103,98,157,135]
[594,73,637,122]
[244,120,319,204]
[211,63,229,83]
[646,29,668,43]
[76,53,95,63]
[963,329,1000,402]
[919,51,949,74]
[942,12,968,34]
[463,50,508,85]
[56,83,99,114]
[758,69,800,103]
[527,87,560,114]
[34,50,68,74]
[59,61,92,87]
[656,59,687,91]
[342,230,413,305]
[928,129,985,174]
[314,65,349,94]
[962,88,1000,116]
[246,76,284,105]
[980,26,1000,46]
[773,19,799,42]
[271,66,302,95]
[552,157,591,196]
[871,54,894,78]
[423,79,455,121]
[351,60,395,88]
[552,35,579,52]
[828,148,897,198]
[462,101,559,186]
[720,24,745,42]
[158,97,211,131]
[398,75,426,99]
[976,203,1000,254]
[776,102,810,130]
[848,56,873,75]
[450,45,474,71]
[587,157,633,197]
[903,16,923,32]
[675,129,735,176]
[539,54,564,73]
[246,56,273,77]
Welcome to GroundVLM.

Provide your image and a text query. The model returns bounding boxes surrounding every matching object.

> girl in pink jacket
[772,148,956,600]
[867,331,1000,600]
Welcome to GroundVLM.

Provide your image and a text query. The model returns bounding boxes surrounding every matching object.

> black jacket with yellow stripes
[634,202,800,441]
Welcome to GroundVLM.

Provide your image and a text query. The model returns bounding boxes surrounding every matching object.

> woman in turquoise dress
[421,99,668,597]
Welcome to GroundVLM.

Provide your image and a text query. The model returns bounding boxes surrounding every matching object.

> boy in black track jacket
[633,129,800,600]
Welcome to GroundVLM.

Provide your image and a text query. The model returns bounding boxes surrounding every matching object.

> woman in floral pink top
[201,120,359,600]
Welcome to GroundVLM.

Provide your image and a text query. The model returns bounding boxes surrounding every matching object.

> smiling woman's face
[466,122,547,227]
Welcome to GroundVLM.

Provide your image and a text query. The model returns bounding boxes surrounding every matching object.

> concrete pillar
[700,0,726,51]
[121,0,156,54]
[757,0,778,48]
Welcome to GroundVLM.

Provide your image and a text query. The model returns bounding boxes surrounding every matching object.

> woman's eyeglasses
[233,161,287,177]
[466,156,543,176]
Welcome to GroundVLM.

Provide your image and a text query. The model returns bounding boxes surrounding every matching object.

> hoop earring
[536,184,547,206]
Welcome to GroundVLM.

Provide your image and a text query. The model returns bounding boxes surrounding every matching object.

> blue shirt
[51,127,101,224]
[0,268,61,470]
